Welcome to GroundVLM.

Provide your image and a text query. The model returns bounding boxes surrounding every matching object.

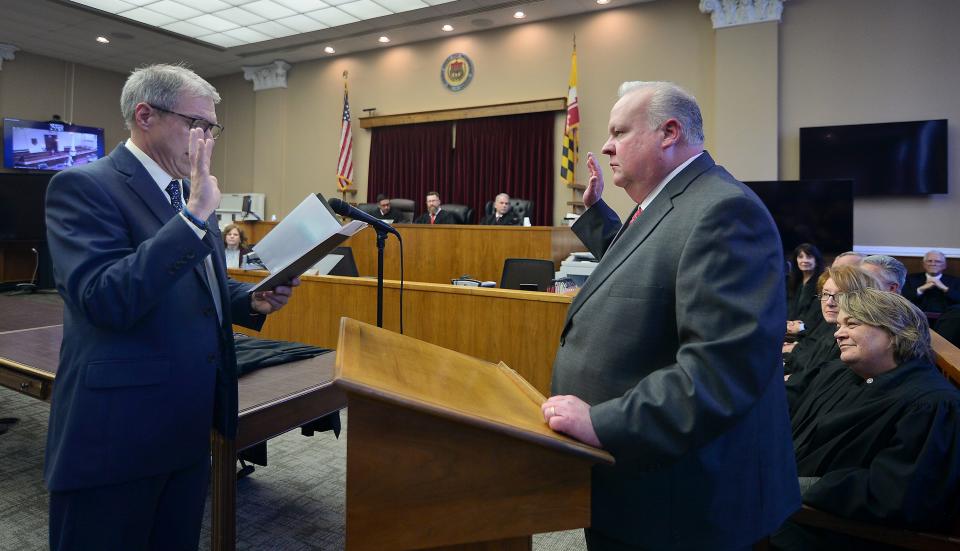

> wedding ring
[549,406,556,417]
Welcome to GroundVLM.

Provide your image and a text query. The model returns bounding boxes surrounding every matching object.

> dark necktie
[166,180,183,212]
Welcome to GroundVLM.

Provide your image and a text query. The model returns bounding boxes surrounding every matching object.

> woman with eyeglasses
[786,243,825,338]
[773,288,960,549]
[783,265,878,383]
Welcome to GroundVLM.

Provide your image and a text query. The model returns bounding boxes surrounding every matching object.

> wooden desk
[231,271,571,396]
[237,221,583,284]
[0,296,345,551]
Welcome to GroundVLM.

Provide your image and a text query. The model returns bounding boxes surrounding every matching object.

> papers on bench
[250,194,366,292]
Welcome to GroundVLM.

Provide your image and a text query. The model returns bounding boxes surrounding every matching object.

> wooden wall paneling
[231,272,570,396]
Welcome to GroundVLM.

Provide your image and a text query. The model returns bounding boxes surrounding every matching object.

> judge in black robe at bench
[773,288,960,550]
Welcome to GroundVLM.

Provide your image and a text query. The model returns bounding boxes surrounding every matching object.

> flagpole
[337,70,356,203]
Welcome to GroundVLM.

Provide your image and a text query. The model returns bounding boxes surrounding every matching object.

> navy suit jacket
[552,152,800,549]
[44,144,263,492]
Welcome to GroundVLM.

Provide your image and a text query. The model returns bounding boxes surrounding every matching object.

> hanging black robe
[784,320,839,376]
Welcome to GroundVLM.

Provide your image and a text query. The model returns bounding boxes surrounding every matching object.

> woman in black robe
[786,243,825,338]
[774,289,960,550]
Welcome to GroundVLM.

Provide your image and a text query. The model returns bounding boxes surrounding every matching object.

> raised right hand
[186,127,220,220]
[582,152,604,208]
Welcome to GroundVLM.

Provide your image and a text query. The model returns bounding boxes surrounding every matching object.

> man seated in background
[480,193,521,225]
[414,191,457,224]
[861,254,906,293]
[373,194,392,220]
[904,250,960,313]
[831,251,865,268]
[774,289,960,550]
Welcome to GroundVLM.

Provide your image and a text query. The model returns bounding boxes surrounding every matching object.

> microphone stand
[375,226,388,328]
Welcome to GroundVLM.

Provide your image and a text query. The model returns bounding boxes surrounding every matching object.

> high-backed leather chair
[356,203,379,216]
[500,258,555,291]
[442,203,474,224]
[484,198,533,223]
[390,198,415,223]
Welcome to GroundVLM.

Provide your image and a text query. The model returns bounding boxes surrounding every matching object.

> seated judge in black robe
[480,193,521,226]
[786,243,825,338]
[774,289,960,550]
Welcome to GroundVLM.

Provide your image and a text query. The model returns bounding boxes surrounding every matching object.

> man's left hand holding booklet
[248,193,367,292]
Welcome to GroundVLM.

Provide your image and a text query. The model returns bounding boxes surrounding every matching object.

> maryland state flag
[560,42,579,187]
[336,72,354,192]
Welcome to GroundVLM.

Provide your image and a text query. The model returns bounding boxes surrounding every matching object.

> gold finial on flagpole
[342,70,348,79]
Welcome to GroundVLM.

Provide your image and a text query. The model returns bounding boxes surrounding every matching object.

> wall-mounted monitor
[800,119,947,196]
[744,179,854,257]
[2,117,106,171]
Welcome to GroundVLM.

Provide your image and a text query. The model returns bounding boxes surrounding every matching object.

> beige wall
[210,0,717,223]
[779,0,960,248]
[0,51,128,172]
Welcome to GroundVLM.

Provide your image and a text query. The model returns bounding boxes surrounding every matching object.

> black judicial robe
[790,358,960,529]
[784,321,839,376]
[788,276,823,336]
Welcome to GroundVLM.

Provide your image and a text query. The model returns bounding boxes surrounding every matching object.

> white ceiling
[0,0,652,78]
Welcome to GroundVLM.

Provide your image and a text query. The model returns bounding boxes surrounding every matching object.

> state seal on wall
[441,53,473,92]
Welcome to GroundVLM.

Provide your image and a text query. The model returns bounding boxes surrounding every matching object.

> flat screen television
[800,119,947,196]
[0,172,51,242]
[744,179,854,257]
[2,117,106,171]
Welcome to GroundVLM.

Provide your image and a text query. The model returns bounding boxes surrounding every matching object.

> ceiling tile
[147,1,204,19]
[117,6,178,26]
[274,0,331,11]
[248,20,299,38]
[197,33,246,48]
[375,0,428,13]
[179,0,233,10]
[215,7,268,25]
[337,0,392,19]
[187,14,241,32]
[222,26,273,43]
[240,0,297,19]
[162,20,214,36]
[304,7,358,26]
[274,14,329,32]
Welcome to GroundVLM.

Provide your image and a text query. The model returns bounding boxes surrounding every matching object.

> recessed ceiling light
[513,10,526,19]
[324,46,335,54]
[378,35,390,43]
[96,36,110,44]
[441,24,453,32]
[596,0,611,4]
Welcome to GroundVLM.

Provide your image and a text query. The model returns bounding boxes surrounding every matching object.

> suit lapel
[565,152,717,322]
[111,145,174,226]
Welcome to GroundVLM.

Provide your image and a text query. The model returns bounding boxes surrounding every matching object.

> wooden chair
[786,330,960,550]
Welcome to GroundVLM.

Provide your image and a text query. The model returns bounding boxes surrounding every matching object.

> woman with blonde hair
[775,289,960,549]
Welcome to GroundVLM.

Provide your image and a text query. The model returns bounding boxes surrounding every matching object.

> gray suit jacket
[552,152,800,549]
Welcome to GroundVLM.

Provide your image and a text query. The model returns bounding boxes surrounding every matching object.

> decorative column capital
[699,0,786,29]
[0,43,19,71]
[242,60,292,91]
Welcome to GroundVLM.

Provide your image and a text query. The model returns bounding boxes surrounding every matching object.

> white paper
[253,194,343,273]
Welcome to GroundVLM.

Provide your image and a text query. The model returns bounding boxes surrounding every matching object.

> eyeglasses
[817,291,840,303]
[149,104,223,139]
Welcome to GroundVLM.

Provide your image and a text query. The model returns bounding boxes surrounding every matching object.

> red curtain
[367,112,554,225]
[367,121,454,219]
[453,112,554,226]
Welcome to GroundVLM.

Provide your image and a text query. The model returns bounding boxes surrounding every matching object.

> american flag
[337,76,353,191]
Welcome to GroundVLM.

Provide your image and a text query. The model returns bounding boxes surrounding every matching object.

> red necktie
[628,206,642,225]
[430,214,436,224]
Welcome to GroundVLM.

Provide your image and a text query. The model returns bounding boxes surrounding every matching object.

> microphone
[15,247,39,293]
[327,198,400,238]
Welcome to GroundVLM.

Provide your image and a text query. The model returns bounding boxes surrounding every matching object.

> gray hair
[835,251,865,261]
[926,250,947,260]
[120,63,220,130]
[495,192,510,201]
[618,81,704,145]
[862,255,907,292]
[837,288,932,365]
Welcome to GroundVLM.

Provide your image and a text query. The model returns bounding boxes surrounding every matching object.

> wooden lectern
[335,318,614,550]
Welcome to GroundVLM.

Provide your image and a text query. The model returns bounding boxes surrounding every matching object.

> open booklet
[249,193,367,292]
